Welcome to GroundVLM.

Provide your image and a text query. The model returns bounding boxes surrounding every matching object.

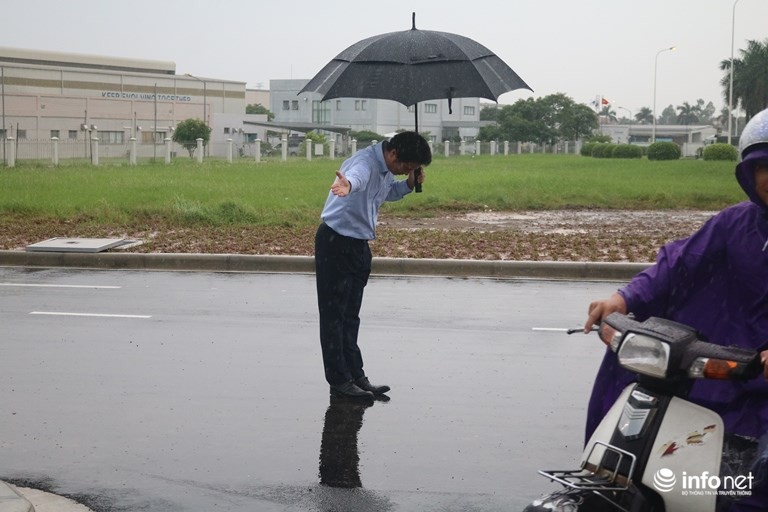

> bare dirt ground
[1,210,717,263]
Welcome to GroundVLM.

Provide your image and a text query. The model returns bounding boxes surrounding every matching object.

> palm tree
[635,107,653,124]
[721,38,768,122]
[599,106,617,123]
[676,102,700,125]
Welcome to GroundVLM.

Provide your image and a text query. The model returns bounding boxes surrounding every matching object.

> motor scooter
[525,313,762,512]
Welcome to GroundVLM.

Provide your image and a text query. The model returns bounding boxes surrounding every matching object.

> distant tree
[599,106,617,122]
[246,103,274,121]
[659,105,678,125]
[480,104,501,121]
[635,107,654,124]
[172,118,212,157]
[349,130,384,142]
[720,38,768,121]
[478,93,597,144]
[559,103,600,141]
[696,99,716,124]
[676,102,700,125]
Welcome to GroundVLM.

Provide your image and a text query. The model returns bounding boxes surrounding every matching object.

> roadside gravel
[0,209,717,263]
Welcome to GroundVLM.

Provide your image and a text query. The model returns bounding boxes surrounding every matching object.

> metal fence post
[254,139,261,163]
[52,137,59,166]
[306,139,312,161]
[329,139,335,160]
[351,138,357,154]
[475,140,481,156]
[227,138,233,163]
[444,140,449,158]
[281,136,287,161]
[92,137,99,166]
[7,137,15,167]
[164,138,172,164]
[460,140,465,156]
[196,138,203,163]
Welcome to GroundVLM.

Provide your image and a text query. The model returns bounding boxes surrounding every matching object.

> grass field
[0,154,743,228]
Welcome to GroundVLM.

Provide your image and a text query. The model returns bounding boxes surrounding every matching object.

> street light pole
[728,0,741,145]
[185,73,208,156]
[618,106,632,143]
[652,46,676,144]
[185,73,207,126]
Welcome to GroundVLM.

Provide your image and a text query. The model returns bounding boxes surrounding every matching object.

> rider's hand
[761,350,768,380]
[584,293,628,335]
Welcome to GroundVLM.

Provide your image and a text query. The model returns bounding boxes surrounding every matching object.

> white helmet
[738,108,768,160]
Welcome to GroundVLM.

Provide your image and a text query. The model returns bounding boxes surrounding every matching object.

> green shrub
[592,143,617,158]
[702,143,738,161]
[612,144,643,159]
[581,142,597,156]
[647,141,681,161]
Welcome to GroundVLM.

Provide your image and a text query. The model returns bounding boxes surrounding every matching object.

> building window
[291,100,299,110]
[141,132,163,144]
[312,101,331,124]
[68,130,78,140]
[407,105,415,113]
[224,127,230,134]
[464,106,475,116]
[50,130,60,139]
[355,100,361,111]
[424,103,437,114]
[17,129,27,139]
[336,100,342,111]
[100,131,125,144]
[283,100,290,111]
[0,129,5,139]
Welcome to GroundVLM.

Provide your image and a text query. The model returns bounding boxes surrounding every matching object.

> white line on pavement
[1,283,121,289]
[30,311,151,319]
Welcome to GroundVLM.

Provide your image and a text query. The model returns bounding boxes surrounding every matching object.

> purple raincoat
[586,149,768,441]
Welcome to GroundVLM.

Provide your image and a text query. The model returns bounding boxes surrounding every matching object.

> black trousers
[315,223,372,385]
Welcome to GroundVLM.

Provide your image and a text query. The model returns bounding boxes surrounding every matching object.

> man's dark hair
[388,131,432,166]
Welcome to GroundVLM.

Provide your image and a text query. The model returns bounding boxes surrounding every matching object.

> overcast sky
[3,0,767,116]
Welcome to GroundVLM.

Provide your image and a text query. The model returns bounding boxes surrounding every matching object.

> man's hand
[330,171,351,197]
[408,167,425,190]
[584,292,628,336]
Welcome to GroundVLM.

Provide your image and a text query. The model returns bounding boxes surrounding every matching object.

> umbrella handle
[415,168,422,193]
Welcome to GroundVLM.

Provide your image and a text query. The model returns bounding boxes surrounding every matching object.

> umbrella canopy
[299,14,532,118]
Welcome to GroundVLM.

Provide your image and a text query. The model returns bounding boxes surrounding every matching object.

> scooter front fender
[582,384,724,512]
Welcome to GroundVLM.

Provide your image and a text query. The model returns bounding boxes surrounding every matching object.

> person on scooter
[582,107,768,509]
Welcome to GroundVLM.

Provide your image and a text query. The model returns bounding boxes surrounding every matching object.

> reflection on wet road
[0,267,622,511]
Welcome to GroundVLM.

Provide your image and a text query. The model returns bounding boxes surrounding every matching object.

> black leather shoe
[354,377,390,395]
[330,381,374,399]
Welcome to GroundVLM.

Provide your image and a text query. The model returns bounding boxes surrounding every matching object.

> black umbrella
[300,13,532,132]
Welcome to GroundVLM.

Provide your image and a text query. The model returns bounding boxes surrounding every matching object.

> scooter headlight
[617,333,671,378]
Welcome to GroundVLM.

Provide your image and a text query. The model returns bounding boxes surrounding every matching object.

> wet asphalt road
[0,267,622,511]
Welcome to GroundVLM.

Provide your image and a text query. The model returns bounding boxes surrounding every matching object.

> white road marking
[30,311,151,319]
[0,283,120,289]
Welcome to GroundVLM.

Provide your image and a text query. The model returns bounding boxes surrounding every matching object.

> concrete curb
[0,482,33,512]
[0,250,650,280]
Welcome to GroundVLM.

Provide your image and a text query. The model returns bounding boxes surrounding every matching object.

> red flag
[601,97,610,105]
